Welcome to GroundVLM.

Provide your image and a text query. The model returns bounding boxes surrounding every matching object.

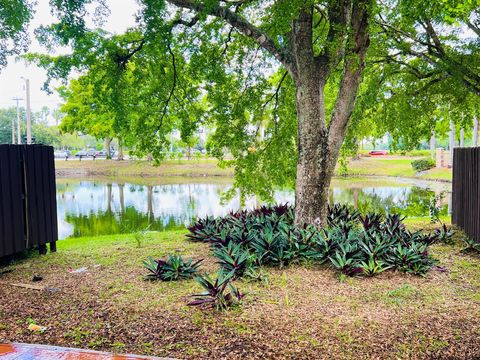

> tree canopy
[18,0,480,224]
[0,0,33,68]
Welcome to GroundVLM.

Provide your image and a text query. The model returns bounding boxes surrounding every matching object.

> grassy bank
[55,159,233,178]
[55,156,452,183]
[1,222,479,359]
[343,156,452,182]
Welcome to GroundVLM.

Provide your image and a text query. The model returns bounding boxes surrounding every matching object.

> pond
[56,178,451,239]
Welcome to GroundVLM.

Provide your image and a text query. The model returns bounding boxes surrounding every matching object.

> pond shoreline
[55,176,450,240]
[340,173,452,184]
[55,159,233,179]
[55,157,452,183]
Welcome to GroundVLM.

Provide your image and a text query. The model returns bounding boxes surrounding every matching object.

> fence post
[0,145,58,258]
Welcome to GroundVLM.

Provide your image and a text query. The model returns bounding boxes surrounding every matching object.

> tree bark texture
[292,2,370,226]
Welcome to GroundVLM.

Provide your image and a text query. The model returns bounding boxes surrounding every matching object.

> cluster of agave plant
[142,255,244,310]
[143,255,203,281]
[183,203,453,309]
[143,204,453,310]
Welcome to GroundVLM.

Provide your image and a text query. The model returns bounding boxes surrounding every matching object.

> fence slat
[0,145,14,256]
[452,147,480,244]
[46,146,58,247]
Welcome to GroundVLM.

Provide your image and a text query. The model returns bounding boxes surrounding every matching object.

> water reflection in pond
[56,179,450,239]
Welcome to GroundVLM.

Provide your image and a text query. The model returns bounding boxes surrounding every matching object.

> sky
[0,0,140,122]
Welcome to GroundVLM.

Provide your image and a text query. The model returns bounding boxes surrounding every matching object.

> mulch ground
[1,237,479,359]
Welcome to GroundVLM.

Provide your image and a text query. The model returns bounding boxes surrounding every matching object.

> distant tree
[58,132,90,150]
[0,108,16,143]
[0,0,33,69]
[59,77,117,157]
[32,123,61,146]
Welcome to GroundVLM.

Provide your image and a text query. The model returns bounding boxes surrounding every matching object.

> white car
[54,150,70,159]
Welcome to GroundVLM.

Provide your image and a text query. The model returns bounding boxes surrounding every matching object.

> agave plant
[213,242,252,278]
[359,257,391,276]
[143,255,203,281]
[329,252,362,276]
[188,270,244,310]
[186,216,221,242]
[301,227,331,263]
[209,228,234,248]
[186,203,441,280]
[228,220,257,246]
[327,204,360,228]
[382,214,406,237]
[387,243,434,275]
[250,222,297,267]
[250,203,294,220]
[461,236,480,253]
[433,224,454,245]
[359,232,394,259]
[360,213,383,233]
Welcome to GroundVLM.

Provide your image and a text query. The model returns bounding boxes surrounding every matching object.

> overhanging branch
[167,0,294,75]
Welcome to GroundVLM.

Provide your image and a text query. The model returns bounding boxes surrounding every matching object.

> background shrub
[411,158,436,172]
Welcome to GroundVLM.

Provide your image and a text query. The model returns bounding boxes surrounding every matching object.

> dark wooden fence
[452,147,480,244]
[0,145,58,258]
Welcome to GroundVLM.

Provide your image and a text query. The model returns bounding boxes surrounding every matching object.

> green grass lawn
[342,156,452,182]
[345,157,417,177]
[1,223,479,359]
[419,167,453,181]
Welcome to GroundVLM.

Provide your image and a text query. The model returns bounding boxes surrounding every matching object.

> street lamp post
[11,113,15,144]
[21,77,32,144]
[12,97,23,144]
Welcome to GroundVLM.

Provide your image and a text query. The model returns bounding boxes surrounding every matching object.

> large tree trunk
[105,137,112,159]
[293,2,369,226]
[294,80,333,226]
[117,138,124,161]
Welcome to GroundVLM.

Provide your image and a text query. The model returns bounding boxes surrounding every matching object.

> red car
[369,150,388,156]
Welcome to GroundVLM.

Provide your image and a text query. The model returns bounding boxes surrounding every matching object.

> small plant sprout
[133,225,152,248]
[188,270,244,310]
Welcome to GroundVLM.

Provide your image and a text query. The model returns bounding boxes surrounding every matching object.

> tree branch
[376,16,480,95]
[172,14,200,28]
[410,73,449,96]
[421,19,445,56]
[114,39,145,70]
[321,0,352,70]
[262,71,288,111]
[328,0,369,154]
[291,8,314,74]
[374,55,441,79]
[158,41,177,130]
[167,0,294,75]
[221,26,235,56]
[465,19,480,37]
